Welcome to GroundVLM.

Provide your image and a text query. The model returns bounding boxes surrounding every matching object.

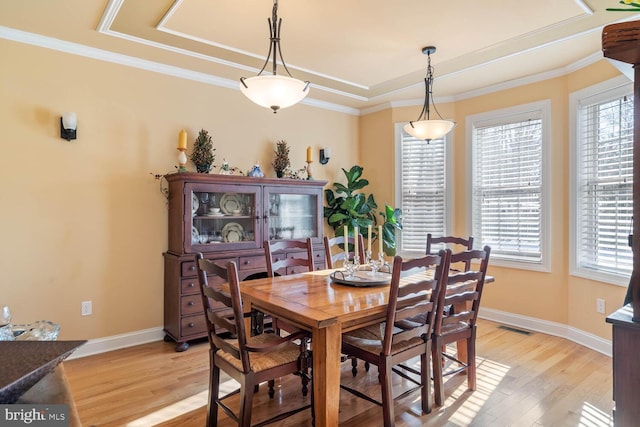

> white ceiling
[1,0,639,112]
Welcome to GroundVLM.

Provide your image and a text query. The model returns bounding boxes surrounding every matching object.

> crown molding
[0,25,620,117]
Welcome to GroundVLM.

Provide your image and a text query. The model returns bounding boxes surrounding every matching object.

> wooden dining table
[240,267,467,427]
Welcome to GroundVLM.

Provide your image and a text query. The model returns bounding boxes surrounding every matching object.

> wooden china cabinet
[163,172,327,351]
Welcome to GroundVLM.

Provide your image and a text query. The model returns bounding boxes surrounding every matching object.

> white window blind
[472,112,544,264]
[576,92,633,278]
[397,129,446,254]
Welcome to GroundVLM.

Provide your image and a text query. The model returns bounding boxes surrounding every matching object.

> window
[570,77,633,285]
[394,124,451,256]
[468,101,550,271]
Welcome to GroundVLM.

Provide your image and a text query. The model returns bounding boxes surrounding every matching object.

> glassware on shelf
[1,305,10,327]
[199,192,209,214]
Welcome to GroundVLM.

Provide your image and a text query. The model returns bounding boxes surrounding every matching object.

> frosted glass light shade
[404,119,454,141]
[240,75,309,112]
[61,112,77,130]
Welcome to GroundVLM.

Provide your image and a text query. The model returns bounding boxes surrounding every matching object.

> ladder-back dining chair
[264,238,315,277]
[431,246,491,406]
[340,250,451,426]
[426,234,474,271]
[195,253,313,427]
[324,234,365,269]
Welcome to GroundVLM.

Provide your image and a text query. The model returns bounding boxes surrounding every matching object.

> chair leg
[208,363,220,427]
[268,379,275,398]
[380,358,394,427]
[432,337,445,406]
[467,328,477,391]
[422,343,432,414]
[239,377,255,427]
[351,357,358,377]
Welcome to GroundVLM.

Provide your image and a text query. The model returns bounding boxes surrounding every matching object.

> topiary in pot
[190,129,216,173]
[272,140,291,178]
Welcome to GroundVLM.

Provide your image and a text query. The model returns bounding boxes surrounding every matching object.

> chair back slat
[324,234,365,269]
[382,250,450,356]
[265,239,314,277]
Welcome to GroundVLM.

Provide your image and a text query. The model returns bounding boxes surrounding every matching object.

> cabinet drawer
[180,278,199,295]
[181,294,203,315]
[181,261,198,277]
[180,314,207,337]
[287,266,311,275]
[238,255,266,271]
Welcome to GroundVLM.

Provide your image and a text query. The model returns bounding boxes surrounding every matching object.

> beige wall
[0,39,358,340]
[1,33,630,344]
[360,60,627,340]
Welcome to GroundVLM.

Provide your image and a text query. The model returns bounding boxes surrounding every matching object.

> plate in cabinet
[222,222,244,243]
[192,193,199,215]
[220,193,244,214]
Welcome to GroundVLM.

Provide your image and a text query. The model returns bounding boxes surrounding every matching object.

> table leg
[312,322,341,427]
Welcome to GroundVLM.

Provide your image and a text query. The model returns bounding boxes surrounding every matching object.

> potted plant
[324,165,402,255]
[272,140,291,178]
[190,129,216,173]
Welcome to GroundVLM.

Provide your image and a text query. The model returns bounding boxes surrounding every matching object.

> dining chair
[340,250,451,426]
[426,234,474,271]
[195,253,313,427]
[264,238,315,277]
[324,234,365,269]
[431,246,491,406]
[324,233,369,375]
[264,238,314,395]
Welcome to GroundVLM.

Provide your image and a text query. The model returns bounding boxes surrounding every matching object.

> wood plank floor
[64,319,614,426]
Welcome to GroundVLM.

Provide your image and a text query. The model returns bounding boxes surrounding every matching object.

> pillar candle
[344,225,349,260]
[368,225,372,252]
[306,146,312,162]
[178,129,187,150]
[378,225,383,254]
[354,226,359,259]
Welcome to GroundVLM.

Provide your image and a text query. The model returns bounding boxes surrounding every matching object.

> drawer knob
[188,283,195,288]
[188,301,195,306]
[188,322,195,328]
[189,265,195,271]
[245,260,250,265]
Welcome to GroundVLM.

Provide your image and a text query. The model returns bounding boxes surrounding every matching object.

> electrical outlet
[596,298,605,314]
[81,301,92,316]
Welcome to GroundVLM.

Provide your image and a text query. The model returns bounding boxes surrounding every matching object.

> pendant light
[404,46,455,141]
[240,0,310,113]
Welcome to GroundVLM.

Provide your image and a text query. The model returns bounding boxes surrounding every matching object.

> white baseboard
[66,310,613,360]
[67,327,165,359]
[479,308,612,357]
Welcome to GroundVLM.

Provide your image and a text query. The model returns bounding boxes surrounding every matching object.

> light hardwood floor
[64,319,614,426]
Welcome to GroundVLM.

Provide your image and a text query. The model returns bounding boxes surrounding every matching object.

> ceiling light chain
[240,0,310,113]
[404,46,455,142]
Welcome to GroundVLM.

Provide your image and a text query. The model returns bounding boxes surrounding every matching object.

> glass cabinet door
[264,186,322,243]
[186,183,261,252]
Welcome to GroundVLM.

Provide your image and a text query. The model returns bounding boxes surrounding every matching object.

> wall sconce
[319,148,331,165]
[60,112,77,141]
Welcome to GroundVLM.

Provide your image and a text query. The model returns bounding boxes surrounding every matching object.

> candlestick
[178,129,187,150]
[354,226,359,260]
[306,159,313,180]
[378,225,383,255]
[368,225,372,252]
[177,147,187,172]
[344,226,349,261]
